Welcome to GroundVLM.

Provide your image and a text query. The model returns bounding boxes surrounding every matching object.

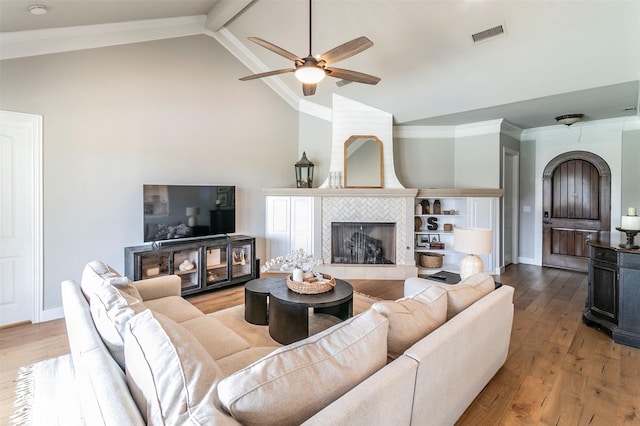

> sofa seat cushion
[125,310,239,425]
[143,296,203,323]
[179,315,252,360]
[81,260,142,301]
[89,283,147,369]
[372,285,447,361]
[442,273,495,320]
[217,309,389,426]
[216,347,279,377]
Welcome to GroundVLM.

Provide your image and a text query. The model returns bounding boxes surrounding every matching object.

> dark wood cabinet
[124,235,256,296]
[584,238,640,348]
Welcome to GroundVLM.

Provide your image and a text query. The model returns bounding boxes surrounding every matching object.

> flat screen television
[143,184,235,243]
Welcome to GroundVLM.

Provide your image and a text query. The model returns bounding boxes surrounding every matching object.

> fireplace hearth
[331,222,395,265]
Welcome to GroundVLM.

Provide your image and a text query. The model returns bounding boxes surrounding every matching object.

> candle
[628,207,637,216]
[621,215,640,230]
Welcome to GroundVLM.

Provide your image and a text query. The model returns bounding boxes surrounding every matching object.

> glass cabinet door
[230,242,253,281]
[172,249,200,292]
[138,253,170,280]
[204,245,229,286]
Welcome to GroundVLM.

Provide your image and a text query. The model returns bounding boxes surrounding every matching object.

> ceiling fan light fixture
[295,65,325,84]
[555,114,584,126]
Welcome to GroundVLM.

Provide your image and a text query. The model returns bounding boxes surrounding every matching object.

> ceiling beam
[205,0,254,32]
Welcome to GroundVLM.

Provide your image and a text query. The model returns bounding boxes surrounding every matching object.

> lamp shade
[454,227,492,280]
[186,206,200,217]
[454,227,492,255]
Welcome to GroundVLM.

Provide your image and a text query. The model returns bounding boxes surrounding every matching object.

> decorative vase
[292,268,304,282]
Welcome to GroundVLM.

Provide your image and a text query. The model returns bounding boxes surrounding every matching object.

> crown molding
[0,16,206,60]
[454,119,503,138]
[394,119,506,139]
[500,120,523,140]
[393,125,457,139]
[205,27,300,111]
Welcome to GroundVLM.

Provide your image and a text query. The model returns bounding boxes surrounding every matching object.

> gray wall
[393,137,455,188]
[0,35,298,310]
[454,133,500,188]
[621,130,640,243]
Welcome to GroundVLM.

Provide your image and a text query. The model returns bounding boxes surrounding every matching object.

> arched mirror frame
[343,135,384,189]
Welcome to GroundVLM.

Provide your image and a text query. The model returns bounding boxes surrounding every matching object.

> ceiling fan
[239,0,381,96]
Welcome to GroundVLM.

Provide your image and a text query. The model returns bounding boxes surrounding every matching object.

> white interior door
[0,110,42,326]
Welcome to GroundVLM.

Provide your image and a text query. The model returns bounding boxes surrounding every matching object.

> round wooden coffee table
[269,279,353,344]
[244,277,353,345]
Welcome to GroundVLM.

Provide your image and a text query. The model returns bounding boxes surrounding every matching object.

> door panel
[0,111,41,326]
[543,152,611,272]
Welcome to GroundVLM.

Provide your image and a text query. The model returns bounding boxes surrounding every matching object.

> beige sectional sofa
[61,260,514,425]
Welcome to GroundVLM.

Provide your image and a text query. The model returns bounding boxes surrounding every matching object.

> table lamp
[186,206,200,227]
[453,227,492,280]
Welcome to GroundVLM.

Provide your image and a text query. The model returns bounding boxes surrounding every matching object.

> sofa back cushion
[217,309,389,426]
[442,273,495,320]
[125,310,236,425]
[81,260,141,301]
[89,283,147,369]
[372,285,447,361]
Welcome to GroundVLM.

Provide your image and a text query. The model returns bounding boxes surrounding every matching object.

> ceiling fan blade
[319,36,374,66]
[325,67,381,85]
[302,83,317,96]
[239,68,294,81]
[248,37,303,64]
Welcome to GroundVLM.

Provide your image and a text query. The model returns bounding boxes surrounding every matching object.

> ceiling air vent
[472,25,505,43]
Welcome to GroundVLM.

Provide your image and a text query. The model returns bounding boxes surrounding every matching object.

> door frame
[542,150,611,271]
[502,147,519,267]
[0,110,43,325]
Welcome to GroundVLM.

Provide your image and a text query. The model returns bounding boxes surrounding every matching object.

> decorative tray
[286,273,336,294]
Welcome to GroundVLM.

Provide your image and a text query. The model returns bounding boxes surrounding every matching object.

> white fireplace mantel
[264,188,419,280]
[263,188,418,197]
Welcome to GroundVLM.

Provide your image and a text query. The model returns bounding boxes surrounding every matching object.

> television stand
[125,235,256,296]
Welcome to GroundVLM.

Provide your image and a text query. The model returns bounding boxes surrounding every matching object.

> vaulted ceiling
[1,0,638,129]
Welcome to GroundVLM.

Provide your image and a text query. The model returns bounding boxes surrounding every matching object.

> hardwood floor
[1,265,638,425]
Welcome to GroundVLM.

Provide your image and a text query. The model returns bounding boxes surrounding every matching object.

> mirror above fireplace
[343,135,383,188]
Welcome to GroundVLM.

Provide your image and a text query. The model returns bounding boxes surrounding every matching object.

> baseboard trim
[40,307,64,323]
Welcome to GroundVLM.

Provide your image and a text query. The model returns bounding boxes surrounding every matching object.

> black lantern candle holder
[295,152,314,188]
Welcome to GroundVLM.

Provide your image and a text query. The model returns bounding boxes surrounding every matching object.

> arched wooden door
[542,151,611,272]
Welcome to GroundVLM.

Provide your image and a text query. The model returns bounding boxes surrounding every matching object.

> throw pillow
[80,260,143,301]
[442,273,495,320]
[105,276,143,301]
[124,310,234,425]
[89,283,147,369]
[217,309,389,426]
[372,285,447,361]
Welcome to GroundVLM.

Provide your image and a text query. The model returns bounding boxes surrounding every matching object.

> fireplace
[331,222,395,265]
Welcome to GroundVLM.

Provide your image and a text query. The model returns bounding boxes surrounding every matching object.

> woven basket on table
[419,252,444,269]
[286,273,336,294]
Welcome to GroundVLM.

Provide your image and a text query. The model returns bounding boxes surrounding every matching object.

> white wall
[0,35,298,311]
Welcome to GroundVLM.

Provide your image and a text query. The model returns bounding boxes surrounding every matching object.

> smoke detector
[29,5,48,15]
